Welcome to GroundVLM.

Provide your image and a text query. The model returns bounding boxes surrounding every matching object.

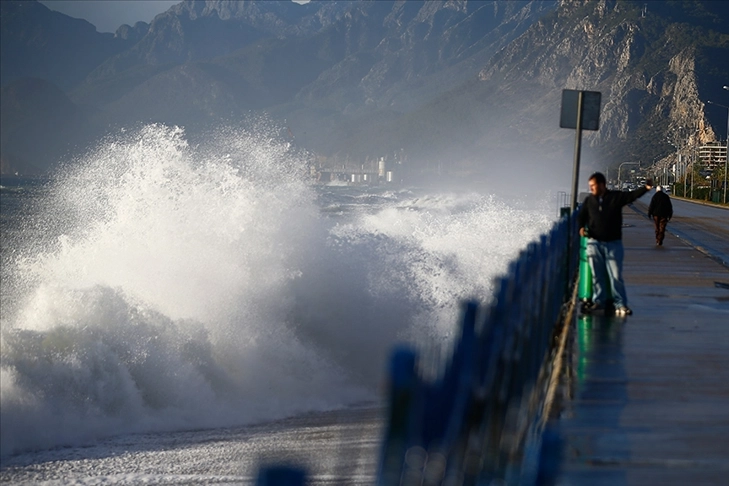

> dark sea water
[0,124,557,483]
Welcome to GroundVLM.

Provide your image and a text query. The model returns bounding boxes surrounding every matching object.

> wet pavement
[556,204,729,485]
[633,197,729,267]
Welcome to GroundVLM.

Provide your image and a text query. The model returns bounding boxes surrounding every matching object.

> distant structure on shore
[312,150,406,185]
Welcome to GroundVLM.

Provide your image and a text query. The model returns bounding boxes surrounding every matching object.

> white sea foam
[0,123,556,458]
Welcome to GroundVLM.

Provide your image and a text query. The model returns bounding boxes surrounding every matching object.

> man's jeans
[586,238,627,308]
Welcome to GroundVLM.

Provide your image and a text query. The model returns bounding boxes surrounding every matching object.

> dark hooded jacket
[577,187,649,242]
[648,190,673,219]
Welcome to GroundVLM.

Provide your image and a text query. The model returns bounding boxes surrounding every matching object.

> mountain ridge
[1,0,728,182]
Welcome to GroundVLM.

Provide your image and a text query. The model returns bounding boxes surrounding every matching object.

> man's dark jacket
[647,191,673,219]
[577,187,648,242]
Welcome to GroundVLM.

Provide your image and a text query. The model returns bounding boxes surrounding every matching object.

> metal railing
[376,211,579,485]
[257,212,580,485]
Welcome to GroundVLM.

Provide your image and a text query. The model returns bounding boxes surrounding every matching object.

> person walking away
[647,185,673,246]
[577,172,653,316]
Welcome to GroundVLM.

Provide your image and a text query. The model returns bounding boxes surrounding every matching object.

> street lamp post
[667,126,689,197]
[723,84,728,204]
[618,161,640,187]
[685,123,699,200]
[649,155,663,185]
[689,142,696,199]
[708,95,729,204]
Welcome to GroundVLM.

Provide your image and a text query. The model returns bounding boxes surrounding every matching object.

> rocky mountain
[0,1,135,90]
[2,0,728,183]
[67,0,353,108]
[65,0,554,136]
[471,0,729,171]
[329,0,729,182]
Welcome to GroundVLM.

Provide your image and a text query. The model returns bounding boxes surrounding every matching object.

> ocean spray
[0,123,556,457]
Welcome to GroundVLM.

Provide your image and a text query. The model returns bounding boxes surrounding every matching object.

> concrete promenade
[555,204,729,485]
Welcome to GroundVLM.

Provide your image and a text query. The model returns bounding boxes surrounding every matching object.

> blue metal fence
[375,212,579,485]
[258,212,580,485]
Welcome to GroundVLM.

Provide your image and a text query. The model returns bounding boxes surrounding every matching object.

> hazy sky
[39,1,311,34]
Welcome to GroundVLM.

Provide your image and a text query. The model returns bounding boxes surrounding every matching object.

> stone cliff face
[114,21,150,44]
[655,47,715,146]
[2,0,728,177]
[284,0,557,154]
[473,0,727,167]
[362,0,555,110]
[68,0,555,156]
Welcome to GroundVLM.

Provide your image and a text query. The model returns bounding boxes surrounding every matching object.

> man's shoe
[581,301,604,314]
[615,306,633,316]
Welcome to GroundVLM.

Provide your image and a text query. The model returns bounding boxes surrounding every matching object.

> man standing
[647,186,673,246]
[577,172,652,316]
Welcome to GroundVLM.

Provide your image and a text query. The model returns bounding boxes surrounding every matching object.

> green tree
[710,162,728,204]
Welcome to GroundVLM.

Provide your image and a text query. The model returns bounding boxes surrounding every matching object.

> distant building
[698,142,727,172]
[312,152,403,185]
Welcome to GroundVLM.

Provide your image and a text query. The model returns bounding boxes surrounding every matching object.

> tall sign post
[560,89,602,211]
[560,90,601,299]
